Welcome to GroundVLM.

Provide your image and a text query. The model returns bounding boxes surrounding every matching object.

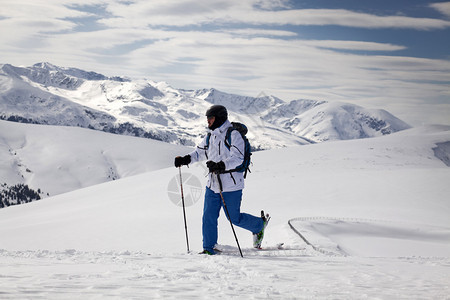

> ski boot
[199,249,215,255]
[253,210,270,249]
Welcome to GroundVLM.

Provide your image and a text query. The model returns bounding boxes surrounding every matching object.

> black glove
[206,161,225,173]
[174,155,191,168]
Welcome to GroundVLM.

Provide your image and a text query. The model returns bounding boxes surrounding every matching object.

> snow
[0,120,187,196]
[1,63,411,149]
[1,250,448,299]
[0,123,449,299]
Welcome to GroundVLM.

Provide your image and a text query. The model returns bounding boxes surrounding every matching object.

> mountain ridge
[0,62,411,149]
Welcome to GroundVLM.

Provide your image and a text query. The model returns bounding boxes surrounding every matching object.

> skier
[174,105,269,255]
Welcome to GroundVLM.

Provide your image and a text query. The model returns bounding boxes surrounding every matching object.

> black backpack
[205,122,252,178]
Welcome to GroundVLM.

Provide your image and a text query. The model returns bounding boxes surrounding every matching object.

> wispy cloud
[264,9,450,30]
[221,28,298,37]
[299,40,406,51]
[430,1,450,18]
[0,0,449,125]
[97,1,450,30]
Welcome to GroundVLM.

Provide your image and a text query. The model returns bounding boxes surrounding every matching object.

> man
[174,105,268,255]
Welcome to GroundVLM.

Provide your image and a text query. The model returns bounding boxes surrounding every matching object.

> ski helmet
[205,105,228,130]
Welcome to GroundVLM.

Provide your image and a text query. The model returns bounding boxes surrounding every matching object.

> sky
[1,0,449,126]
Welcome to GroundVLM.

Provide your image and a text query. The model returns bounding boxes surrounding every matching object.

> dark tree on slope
[0,183,44,208]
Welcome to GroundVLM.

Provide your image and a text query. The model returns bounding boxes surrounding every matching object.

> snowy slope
[1,63,410,149]
[0,120,188,197]
[0,125,449,299]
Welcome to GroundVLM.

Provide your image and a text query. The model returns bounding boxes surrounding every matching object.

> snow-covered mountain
[0,63,411,149]
[1,63,448,298]
[0,120,189,206]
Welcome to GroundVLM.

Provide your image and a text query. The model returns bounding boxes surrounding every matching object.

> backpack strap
[224,127,244,156]
[196,132,211,160]
[224,127,233,150]
[206,132,211,149]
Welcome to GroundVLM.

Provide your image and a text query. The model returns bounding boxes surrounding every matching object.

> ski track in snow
[288,217,450,257]
[0,248,449,299]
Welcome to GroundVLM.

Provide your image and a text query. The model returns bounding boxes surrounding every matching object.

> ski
[257,242,284,250]
[212,243,294,256]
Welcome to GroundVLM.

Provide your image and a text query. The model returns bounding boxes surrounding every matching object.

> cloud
[97,1,450,30]
[100,0,243,27]
[117,30,448,99]
[300,40,406,52]
[221,28,298,37]
[0,0,101,48]
[0,0,93,19]
[265,9,450,30]
[430,1,450,18]
[0,0,449,126]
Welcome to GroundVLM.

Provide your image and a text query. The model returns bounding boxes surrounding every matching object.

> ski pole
[178,167,190,253]
[216,173,243,258]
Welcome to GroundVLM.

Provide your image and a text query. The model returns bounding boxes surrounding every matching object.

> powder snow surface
[0,123,449,299]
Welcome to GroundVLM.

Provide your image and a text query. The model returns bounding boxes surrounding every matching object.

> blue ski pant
[202,187,264,252]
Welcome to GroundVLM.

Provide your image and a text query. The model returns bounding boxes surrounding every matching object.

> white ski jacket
[189,120,245,193]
